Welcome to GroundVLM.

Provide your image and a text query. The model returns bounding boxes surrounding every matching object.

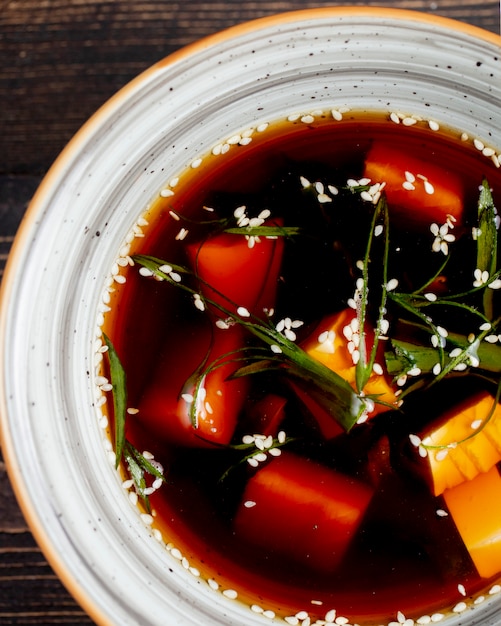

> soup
[98,109,501,625]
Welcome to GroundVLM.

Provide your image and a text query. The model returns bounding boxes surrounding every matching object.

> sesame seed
[453,602,467,613]
[227,134,241,145]
[436,509,448,517]
[473,138,485,151]
[285,618,300,626]
[428,120,440,131]
[430,614,444,622]
[386,278,399,291]
[390,112,400,124]
[489,584,501,594]
[296,611,309,620]
[325,610,336,623]
[424,292,437,301]
[140,513,154,525]
[409,434,421,447]
[436,449,449,461]
[263,610,276,619]
[223,589,238,599]
[432,363,441,375]
[485,334,499,343]
[402,180,416,191]
[191,157,203,169]
[424,180,435,195]
[271,344,282,354]
[244,500,257,508]
[417,616,432,625]
[208,578,219,590]
[251,604,264,613]
[160,188,175,198]
[255,437,265,450]
[331,109,343,121]
[301,115,315,124]
[175,227,189,241]
[458,584,466,596]
[318,193,333,204]
[256,122,269,132]
[237,306,250,317]
[402,117,417,126]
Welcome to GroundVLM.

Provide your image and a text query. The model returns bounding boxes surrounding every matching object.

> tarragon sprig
[103,334,166,512]
[384,179,500,391]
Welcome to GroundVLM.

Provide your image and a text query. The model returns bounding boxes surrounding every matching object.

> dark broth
[102,111,501,624]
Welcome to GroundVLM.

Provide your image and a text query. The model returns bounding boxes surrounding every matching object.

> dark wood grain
[0,1,499,624]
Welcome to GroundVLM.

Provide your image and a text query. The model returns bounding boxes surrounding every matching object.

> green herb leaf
[223,225,302,237]
[476,178,498,319]
[103,333,127,468]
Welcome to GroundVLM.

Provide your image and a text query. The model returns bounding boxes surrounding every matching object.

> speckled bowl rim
[1,7,500,626]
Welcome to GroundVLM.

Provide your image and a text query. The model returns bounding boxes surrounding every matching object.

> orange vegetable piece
[444,465,501,579]
[301,308,399,418]
[420,392,501,496]
[234,452,374,572]
[185,220,284,319]
[363,142,463,227]
[138,324,249,447]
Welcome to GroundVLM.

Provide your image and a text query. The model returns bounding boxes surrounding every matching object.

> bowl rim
[1,6,500,625]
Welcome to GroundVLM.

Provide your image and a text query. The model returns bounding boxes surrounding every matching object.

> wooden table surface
[0,1,499,624]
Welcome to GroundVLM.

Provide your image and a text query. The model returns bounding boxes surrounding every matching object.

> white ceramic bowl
[1,7,501,626]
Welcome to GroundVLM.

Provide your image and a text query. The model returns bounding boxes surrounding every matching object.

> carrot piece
[234,452,374,572]
[419,392,501,496]
[444,465,501,578]
[185,221,284,318]
[301,308,399,419]
[137,324,248,447]
[363,142,463,227]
